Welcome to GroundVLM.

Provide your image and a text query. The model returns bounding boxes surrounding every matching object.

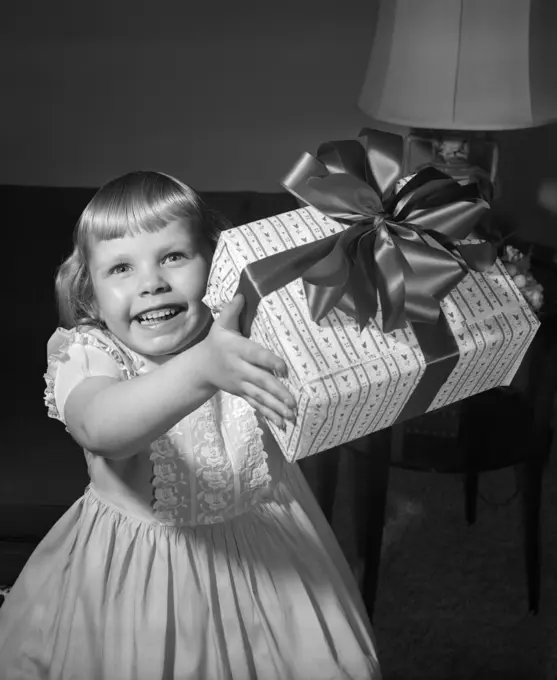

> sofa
[3,184,299,585]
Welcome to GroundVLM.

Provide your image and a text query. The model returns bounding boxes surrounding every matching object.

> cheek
[93,282,129,319]
[182,259,210,300]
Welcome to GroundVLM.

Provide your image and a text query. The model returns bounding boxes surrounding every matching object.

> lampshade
[358,0,557,130]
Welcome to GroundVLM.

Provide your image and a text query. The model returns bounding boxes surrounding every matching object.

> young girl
[0,171,381,680]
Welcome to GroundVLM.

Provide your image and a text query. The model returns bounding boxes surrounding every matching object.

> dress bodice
[44,327,285,527]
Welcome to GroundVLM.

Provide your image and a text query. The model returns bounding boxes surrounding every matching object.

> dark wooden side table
[308,255,557,620]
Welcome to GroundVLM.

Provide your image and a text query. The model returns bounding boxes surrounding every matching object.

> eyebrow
[93,236,199,269]
[95,251,132,268]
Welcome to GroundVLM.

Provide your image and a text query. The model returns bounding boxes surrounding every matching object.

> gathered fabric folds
[0,463,379,680]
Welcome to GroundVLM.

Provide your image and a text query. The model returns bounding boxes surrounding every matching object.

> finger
[243,397,286,429]
[242,379,297,421]
[215,295,244,331]
[240,339,288,378]
[243,366,296,410]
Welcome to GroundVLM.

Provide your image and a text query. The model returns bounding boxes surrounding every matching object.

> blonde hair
[55,171,227,329]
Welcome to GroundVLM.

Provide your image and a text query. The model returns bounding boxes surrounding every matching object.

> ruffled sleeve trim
[43,326,135,422]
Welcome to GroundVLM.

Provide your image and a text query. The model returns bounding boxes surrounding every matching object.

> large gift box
[203,130,540,461]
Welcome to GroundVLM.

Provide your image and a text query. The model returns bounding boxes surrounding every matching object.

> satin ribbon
[238,128,496,336]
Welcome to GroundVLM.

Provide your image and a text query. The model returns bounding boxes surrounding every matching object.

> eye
[108,262,130,275]
[163,251,188,264]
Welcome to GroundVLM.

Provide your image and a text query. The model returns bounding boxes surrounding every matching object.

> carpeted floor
[2,433,556,679]
[324,442,557,680]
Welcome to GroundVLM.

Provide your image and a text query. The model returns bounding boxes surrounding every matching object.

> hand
[202,295,297,428]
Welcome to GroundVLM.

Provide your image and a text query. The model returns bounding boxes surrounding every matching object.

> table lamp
[358,0,557,198]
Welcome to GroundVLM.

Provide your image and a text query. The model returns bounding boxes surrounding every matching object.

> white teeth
[137,308,180,324]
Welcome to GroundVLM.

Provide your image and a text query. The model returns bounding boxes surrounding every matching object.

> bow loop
[360,127,405,196]
[236,129,495,337]
[277,128,495,333]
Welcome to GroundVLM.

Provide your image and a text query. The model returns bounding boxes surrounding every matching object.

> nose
[139,267,171,296]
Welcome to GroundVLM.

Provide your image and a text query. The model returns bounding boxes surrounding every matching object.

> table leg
[517,456,544,614]
[348,430,392,621]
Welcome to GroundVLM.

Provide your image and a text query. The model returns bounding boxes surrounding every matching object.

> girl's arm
[64,296,296,460]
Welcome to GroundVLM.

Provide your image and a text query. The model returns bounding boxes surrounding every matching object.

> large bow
[238,128,496,335]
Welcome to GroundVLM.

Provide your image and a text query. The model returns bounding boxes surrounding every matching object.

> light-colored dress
[0,327,380,680]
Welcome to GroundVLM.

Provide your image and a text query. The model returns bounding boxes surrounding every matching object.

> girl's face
[88,219,212,359]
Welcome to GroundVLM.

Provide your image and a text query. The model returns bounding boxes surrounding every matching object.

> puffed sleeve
[44,327,131,424]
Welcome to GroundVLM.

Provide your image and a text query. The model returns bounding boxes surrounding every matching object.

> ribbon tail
[340,233,380,330]
[303,276,349,325]
[451,241,497,272]
[373,227,407,333]
[403,270,443,326]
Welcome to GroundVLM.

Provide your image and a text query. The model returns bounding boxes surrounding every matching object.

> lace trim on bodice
[150,394,273,526]
[44,327,274,526]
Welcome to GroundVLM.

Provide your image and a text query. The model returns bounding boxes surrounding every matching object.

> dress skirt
[0,462,380,680]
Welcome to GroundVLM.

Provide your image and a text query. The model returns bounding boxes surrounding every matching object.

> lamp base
[404,130,498,202]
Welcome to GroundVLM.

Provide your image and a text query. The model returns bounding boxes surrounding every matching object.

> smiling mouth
[134,306,185,326]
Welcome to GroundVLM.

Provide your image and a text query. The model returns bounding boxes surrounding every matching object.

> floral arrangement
[500,245,544,314]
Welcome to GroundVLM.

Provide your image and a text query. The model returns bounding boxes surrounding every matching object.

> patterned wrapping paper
[204,207,540,462]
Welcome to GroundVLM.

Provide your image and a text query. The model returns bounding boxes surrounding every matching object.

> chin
[134,333,191,358]
[133,318,210,358]
[141,339,184,358]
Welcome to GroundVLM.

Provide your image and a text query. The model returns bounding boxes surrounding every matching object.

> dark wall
[1,1,381,191]
[2,1,556,246]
